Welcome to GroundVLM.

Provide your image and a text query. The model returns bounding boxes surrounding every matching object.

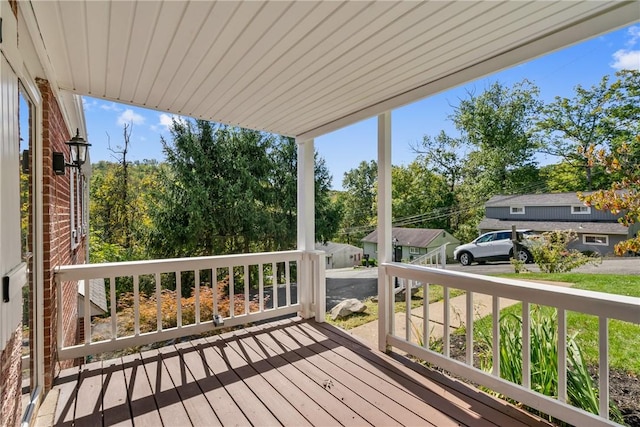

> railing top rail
[383,262,640,323]
[56,250,304,282]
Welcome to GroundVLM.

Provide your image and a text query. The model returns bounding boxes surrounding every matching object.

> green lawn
[483,273,640,374]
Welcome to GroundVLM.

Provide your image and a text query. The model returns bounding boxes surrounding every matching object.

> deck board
[193,337,281,426]
[120,353,163,427]
[101,357,133,426]
[73,361,103,427]
[225,330,339,426]
[157,345,222,426]
[175,340,251,426]
[51,318,551,427]
[141,349,193,426]
[52,366,79,427]
[253,321,412,426]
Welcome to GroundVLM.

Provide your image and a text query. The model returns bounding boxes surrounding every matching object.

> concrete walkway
[349,281,573,348]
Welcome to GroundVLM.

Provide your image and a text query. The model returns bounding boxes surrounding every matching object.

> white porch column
[377,112,392,352]
[296,138,315,319]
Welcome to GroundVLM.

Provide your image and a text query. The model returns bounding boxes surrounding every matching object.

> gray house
[362,227,460,262]
[479,192,638,256]
[315,242,364,269]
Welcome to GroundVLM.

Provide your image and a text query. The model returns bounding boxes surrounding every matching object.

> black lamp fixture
[53,129,91,175]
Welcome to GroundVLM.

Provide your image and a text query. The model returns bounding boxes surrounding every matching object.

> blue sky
[83,24,639,190]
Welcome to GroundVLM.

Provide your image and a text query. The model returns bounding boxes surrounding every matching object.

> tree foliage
[453,80,542,195]
[537,70,640,189]
[578,137,640,255]
[146,119,341,258]
[338,160,378,242]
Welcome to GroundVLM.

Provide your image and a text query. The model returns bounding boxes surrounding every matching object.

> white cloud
[82,98,98,111]
[117,109,145,126]
[100,102,123,112]
[610,49,640,71]
[626,25,640,47]
[158,113,187,131]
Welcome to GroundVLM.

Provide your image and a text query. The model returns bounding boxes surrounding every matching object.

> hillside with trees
[89,70,639,264]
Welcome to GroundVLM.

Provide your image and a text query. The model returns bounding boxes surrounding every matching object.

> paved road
[446,257,640,275]
[325,258,639,309]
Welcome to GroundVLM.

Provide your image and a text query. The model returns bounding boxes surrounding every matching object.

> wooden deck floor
[50,318,550,426]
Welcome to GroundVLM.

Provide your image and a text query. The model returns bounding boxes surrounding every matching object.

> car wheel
[459,252,473,266]
[517,249,532,264]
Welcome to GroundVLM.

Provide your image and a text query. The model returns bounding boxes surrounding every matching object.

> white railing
[55,250,324,360]
[409,243,448,269]
[380,262,639,427]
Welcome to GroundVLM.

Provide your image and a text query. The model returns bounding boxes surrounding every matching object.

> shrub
[116,280,261,333]
[477,306,622,423]
[527,230,601,273]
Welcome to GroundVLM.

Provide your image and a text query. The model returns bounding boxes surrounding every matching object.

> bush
[527,230,601,273]
[477,306,622,423]
[115,280,261,333]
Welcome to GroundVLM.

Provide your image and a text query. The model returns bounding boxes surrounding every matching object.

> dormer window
[571,205,591,214]
[510,206,525,215]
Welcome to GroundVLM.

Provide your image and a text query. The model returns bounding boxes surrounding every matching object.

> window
[583,234,608,246]
[374,244,378,253]
[476,233,495,243]
[572,205,591,215]
[496,232,512,240]
[510,206,525,214]
[409,246,420,254]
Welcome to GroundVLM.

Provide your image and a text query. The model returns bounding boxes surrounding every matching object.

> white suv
[454,229,534,266]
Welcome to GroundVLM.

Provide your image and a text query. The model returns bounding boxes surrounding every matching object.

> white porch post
[377,112,392,352]
[296,137,315,319]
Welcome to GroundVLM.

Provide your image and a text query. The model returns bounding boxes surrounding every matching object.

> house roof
[478,218,629,235]
[484,192,596,207]
[315,242,363,254]
[23,1,636,140]
[362,227,455,248]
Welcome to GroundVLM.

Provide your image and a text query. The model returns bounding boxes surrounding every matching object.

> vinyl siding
[487,206,620,222]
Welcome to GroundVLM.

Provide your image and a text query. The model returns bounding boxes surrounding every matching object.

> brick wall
[0,326,22,427]
[37,78,86,391]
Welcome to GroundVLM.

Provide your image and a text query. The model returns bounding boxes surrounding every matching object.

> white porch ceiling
[29,1,639,139]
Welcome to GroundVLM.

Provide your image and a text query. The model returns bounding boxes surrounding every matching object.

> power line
[337,180,551,235]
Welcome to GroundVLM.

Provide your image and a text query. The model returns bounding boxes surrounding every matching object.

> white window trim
[409,246,420,254]
[571,205,591,215]
[510,206,525,215]
[583,234,608,246]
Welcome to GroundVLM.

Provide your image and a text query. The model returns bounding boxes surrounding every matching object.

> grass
[326,284,465,330]
[485,273,640,375]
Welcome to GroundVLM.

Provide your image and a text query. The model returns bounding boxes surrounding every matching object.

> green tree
[339,160,378,242]
[453,80,542,195]
[537,70,640,190]
[147,119,341,258]
[391,161,450,230]
[148,121,274,257]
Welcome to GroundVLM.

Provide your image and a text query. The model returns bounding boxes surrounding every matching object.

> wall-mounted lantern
[53,129,91,175]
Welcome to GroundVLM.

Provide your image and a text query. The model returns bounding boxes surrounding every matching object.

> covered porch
[7,1,639,426]
[46,318,548,427]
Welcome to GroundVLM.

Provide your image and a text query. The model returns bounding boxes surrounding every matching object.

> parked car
[454,229,534,266]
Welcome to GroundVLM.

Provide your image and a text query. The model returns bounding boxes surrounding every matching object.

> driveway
[324,258,639,309]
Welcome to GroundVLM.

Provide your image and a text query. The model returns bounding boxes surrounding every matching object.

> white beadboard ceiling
[29,0,639,139]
